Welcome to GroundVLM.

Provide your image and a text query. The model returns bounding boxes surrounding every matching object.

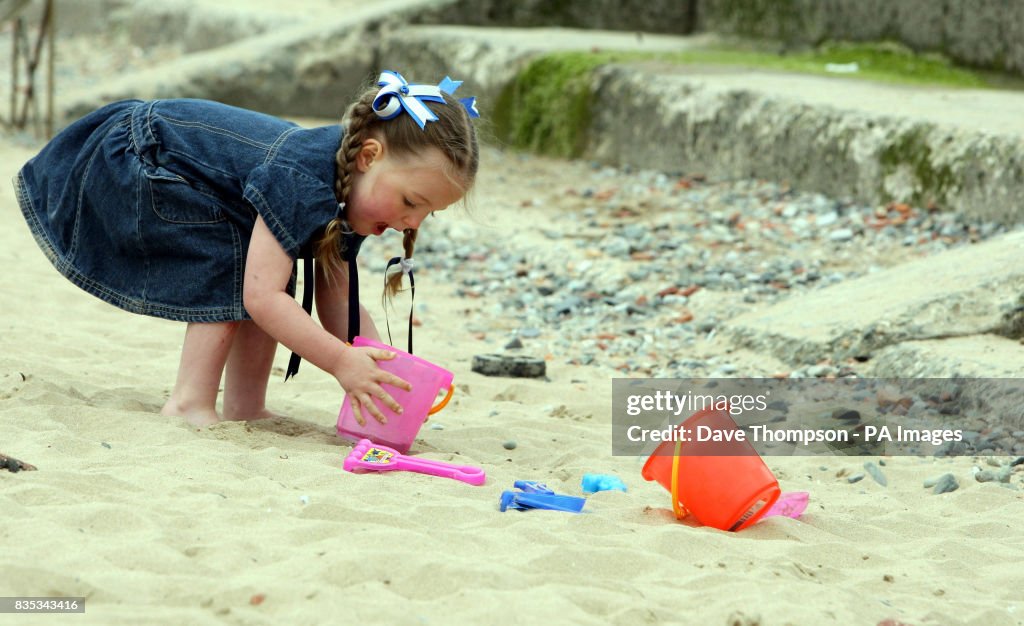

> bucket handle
[670,439,689,520]
[428,384,455,416]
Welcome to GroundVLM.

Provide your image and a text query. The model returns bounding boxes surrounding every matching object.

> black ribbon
[384,257,415,354]
[284,250,360,380]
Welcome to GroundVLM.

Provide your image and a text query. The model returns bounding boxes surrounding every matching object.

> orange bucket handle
[428,384,454,416]
[670,439,689,520]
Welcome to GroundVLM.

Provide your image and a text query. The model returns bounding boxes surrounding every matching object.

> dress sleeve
[242,162,339,259]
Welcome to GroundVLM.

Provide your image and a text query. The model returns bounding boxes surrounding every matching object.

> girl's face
[346,139,464,237]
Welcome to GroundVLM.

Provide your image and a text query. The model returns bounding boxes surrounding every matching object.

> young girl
[13,70,480,427]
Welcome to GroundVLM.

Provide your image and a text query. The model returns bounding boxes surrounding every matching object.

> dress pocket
[144,166,227,224]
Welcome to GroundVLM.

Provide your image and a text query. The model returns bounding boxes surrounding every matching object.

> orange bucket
[641,406,780,531]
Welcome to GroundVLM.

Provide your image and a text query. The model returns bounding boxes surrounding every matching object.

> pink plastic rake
[342,439,486,486]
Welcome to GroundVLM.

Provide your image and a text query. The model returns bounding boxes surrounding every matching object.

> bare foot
[161,399,221,428]
[221,407,283,422]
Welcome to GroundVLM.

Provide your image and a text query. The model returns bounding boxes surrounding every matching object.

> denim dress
[14,99,364,323]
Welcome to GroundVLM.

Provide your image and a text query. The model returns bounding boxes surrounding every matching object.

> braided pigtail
[315,90,377,278]
[383,228,418,302]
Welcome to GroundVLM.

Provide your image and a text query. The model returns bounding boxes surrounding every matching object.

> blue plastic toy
[499,491,586,513]
[581,473,627,494]
[513,480,553,494]
[500,481,586,513]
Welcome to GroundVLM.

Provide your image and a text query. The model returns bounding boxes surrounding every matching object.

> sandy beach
[1,2,1023,620]
[2,119,1023,625]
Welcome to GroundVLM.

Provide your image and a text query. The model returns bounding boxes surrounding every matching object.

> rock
[974,469,998,483]
[716,363,738,375]
[930,473,959,494]
[697,320,718,333]
[829,228,855,242]
[502,440,517,450]
[807,364,835,377]
[975,467,1012,483]
[831,408,860,423]
[817,211,839,227]
[472,354,547,378]
[864,462,887,486]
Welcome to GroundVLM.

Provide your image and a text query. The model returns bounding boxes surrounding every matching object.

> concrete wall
[415,0,1024,78]
[697,0,1024,77]
[586,65,1024,225]
[415,0,697,35]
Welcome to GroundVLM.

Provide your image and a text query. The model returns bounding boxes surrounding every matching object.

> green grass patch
[492,53,608,158]
[689,41,991,88]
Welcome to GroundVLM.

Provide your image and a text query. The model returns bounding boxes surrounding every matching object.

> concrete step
[870,334,1024,378]
[725,229,1024,368]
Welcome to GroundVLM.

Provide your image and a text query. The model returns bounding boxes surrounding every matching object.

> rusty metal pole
[46,0,54,137]
[10,17,19,129]
[14,14,30,128]
[18,0,51,133]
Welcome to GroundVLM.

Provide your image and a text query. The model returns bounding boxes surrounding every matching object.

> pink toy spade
[343,439,486,486]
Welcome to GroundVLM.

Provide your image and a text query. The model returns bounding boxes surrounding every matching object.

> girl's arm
[243,216,409,423]
[314,259,382,343]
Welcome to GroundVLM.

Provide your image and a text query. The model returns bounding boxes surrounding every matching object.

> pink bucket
[336,336,454,453]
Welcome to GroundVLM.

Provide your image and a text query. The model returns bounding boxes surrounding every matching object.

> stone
[864,462,888,487]
[931,473,959,494]
[471,354,547,378]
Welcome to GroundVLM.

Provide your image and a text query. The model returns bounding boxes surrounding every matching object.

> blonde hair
[316,81,479,299]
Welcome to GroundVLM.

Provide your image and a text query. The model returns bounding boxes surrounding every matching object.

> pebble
[828,228,855,241]
[847,473,865,484]
[975,467,1011,483]
[503,440,518,450]
[864,461,888,487]
[807,364,835,377]
[926,473,959,494]
[471,354,547,378]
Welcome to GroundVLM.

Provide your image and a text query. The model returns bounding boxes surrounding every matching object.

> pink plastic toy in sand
[343,439,486,486]
[337,337,454,454]
[763,491,810,519]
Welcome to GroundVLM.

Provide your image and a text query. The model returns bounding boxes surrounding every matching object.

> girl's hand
[334,346,412,426]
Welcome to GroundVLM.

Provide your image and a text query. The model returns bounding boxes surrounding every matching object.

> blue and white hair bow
[373,71,480,129]
[437,76,480,120]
